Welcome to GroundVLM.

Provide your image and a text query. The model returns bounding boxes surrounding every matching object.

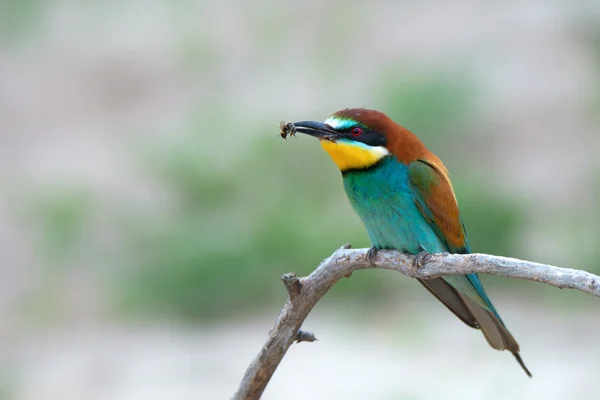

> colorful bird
[291,108,531,377]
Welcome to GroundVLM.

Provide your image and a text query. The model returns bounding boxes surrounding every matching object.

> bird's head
[292,108,432,172]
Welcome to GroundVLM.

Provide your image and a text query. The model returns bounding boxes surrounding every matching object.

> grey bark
[232,245,600,399]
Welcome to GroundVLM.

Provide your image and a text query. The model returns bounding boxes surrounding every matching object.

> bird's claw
[413,251,432,275]
[366,246,379,262]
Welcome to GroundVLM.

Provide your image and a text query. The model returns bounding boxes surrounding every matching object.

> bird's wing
[407,158,529,371]
[408,159,530,376]
[407,158,469,254]
[407,159,503,319]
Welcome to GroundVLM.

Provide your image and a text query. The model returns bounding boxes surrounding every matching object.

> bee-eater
[291,108,531,377]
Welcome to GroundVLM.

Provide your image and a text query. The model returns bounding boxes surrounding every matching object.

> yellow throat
[320,140,389,171]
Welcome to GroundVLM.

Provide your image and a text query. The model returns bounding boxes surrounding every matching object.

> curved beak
[292,121,338,141]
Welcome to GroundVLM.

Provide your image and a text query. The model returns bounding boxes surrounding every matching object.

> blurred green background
[1,1,600,399]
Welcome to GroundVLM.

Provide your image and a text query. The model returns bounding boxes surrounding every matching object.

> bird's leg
[413,250,432,276]
[366,246,379,262]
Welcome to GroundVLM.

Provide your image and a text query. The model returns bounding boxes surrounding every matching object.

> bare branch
[232,247,600,399]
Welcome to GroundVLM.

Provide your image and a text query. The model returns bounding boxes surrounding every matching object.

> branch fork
[233,244,600,399]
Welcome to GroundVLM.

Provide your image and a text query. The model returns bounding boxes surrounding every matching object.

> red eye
[351,127,363,136]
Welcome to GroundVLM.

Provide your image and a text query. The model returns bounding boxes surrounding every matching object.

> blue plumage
[343,155,503,320]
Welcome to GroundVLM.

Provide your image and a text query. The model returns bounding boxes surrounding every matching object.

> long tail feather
[462,296,532,378]
[513,352,533,378]
[420,278,532,377]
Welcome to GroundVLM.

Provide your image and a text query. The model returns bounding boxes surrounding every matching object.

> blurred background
[1,0,600,399]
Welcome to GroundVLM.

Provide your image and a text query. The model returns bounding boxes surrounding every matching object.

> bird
[290,108,531,377]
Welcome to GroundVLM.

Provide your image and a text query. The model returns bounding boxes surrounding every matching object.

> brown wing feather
[409,158,469,253]
[417,278,478,328]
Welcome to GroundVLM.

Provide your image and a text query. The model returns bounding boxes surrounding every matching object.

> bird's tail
[462,296,532,378]
[418,277,532,377]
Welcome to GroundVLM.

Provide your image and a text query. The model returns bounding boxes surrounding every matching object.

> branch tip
[281,272,302,298]
[341,243,352,249]
[295,329,317,343]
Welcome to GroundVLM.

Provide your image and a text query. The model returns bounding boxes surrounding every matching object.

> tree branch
[232,245,600,399]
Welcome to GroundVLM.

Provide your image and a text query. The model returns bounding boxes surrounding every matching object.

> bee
[279,121,296,140]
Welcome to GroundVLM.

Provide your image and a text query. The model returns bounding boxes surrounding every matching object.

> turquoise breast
[342,156,447,254]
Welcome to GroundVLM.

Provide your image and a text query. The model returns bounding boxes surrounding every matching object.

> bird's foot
[413,251,432,276]
[366,246,379,263]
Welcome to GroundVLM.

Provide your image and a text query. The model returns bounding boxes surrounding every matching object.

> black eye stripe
[343,127,386,147]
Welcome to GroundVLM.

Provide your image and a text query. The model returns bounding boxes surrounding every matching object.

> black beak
[292,121,338,141]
